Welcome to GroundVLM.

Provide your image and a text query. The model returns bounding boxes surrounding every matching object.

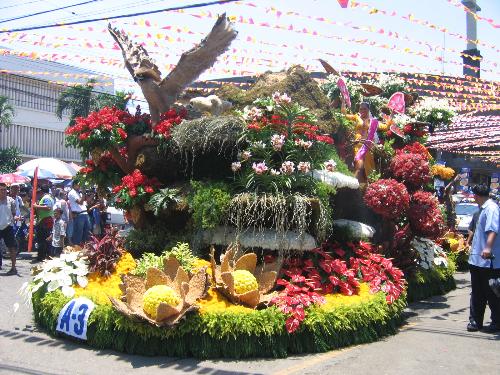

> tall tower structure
[461,0,482,78]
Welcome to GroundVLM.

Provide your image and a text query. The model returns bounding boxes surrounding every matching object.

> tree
[56,79,132,125]
[0,95,15,132]
[0,147,22,173]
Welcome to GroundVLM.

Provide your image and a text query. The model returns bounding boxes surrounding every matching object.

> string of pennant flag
[445,0,499,29]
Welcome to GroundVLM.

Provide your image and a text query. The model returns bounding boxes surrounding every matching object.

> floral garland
[364,178,410,219]
[112,169,161,210]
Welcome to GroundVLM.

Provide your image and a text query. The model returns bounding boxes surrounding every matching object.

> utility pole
[461,0,482,78]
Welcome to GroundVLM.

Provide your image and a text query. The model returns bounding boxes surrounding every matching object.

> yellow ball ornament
[143,285,181,319]
[232,270,259,294]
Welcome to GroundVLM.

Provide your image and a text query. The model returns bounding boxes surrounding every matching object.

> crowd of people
[0,180,108,275]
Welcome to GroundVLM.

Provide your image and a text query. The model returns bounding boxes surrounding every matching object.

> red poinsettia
[408,190,445,239]
[364,178,410,219]
[112,169,160,209]
[350,243,406,304]
[152,108,187,139]
[390,153,431,189]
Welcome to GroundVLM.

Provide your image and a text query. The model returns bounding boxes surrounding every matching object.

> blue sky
[1,0,498,99]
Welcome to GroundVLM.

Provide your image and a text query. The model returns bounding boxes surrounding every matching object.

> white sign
[56,297,95,340]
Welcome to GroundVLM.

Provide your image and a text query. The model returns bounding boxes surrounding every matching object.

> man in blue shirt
[467,184,500,333]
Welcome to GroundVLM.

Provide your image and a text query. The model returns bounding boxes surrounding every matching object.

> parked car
[106,206,128,229]
[456,202,480,234]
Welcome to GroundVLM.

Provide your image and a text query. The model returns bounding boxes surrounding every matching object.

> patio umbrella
[0,173,30,185]
[17,158,77,179]
[69,162,83,172]
[17,168,58,179]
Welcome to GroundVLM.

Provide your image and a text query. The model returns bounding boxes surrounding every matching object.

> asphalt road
[0,254,499,375]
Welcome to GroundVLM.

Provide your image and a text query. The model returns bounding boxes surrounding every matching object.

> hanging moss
[226,192,332,251]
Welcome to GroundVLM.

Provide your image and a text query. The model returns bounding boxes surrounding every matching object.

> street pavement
[0,254,499,375]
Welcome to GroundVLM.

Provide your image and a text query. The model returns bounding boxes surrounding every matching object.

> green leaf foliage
[0,146,22,174]
[188,181,232,229]
[123,223,190,257]
[406,258,456,302]
[132,242,197,277]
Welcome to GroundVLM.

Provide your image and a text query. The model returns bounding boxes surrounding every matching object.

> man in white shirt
[68,181,90,245]
[0,183,18,274]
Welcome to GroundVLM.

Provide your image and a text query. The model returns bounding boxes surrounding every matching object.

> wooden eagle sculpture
[108,13,238,124]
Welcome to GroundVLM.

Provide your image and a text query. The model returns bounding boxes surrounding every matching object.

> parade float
[25,14,457,358]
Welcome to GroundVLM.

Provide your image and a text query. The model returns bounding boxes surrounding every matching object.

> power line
[0,0,45,11]
[0,1,101,25]
[0,0,243,33]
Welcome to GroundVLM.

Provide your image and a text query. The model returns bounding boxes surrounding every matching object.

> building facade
[0,53,113,162]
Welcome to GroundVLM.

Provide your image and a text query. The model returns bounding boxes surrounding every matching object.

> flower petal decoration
[209,246,279,308]
[110,255,209,327]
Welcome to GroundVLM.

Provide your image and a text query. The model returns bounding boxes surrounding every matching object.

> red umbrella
[0,173,30,185]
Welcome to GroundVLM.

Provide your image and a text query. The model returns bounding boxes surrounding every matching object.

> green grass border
[32,290,406,359]
[406,259,456,303]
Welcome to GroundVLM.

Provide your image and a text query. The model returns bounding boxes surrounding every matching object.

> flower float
[209,247,279,308]
[110,255,209,326]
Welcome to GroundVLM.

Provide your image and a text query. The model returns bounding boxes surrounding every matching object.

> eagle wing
[159,13,237,97]
[318,59,340,76]
[108,24,163,82]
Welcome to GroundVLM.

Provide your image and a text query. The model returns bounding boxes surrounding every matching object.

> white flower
[280,161,295,175]
[231,162,242,172]
[272,91,292,104]
[252,141,267,149]
[271,134,286,151]
[295,139,313,149]
[323,159,337,172]
[297,162,311,173]
[270,169,281,176]
[242,106,263,121]
[241,151,252,160]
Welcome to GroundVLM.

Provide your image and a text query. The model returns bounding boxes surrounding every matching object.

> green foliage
[146,188,181,216]
[0,95,15,132]
[163,242,197,272]
[406,258,456,302]
[189,181,232,229]
[94,90,131,110]
[0,147,22,174]
[32,286,405,359]
[123,223,189,257]
[56,80,132,125]
[132,242,196,276]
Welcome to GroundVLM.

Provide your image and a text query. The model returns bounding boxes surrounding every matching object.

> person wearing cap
[0,183,18,274]
[467,184,500,333]
[33,185,54,261]
[68,181,90,245]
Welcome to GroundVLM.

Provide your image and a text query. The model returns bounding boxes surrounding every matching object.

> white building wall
[0,55,113,162]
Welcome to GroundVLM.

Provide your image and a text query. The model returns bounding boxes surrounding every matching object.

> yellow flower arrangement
[321,283,374,311]
[143,285,181,319]
[198,287,255,314]
[74,251,136,305]
[431,165,455,181]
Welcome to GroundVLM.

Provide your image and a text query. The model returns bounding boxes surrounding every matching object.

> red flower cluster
[271,248,359,333]
[112,169,160,209]
[350,243,405,304]
[390,153,431,189]
[152,108,187,139]
[408,191,445,239]
[364,178,410,219]
[403,123,427,138]
[66,107,129,138]
[397,142,431,160]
